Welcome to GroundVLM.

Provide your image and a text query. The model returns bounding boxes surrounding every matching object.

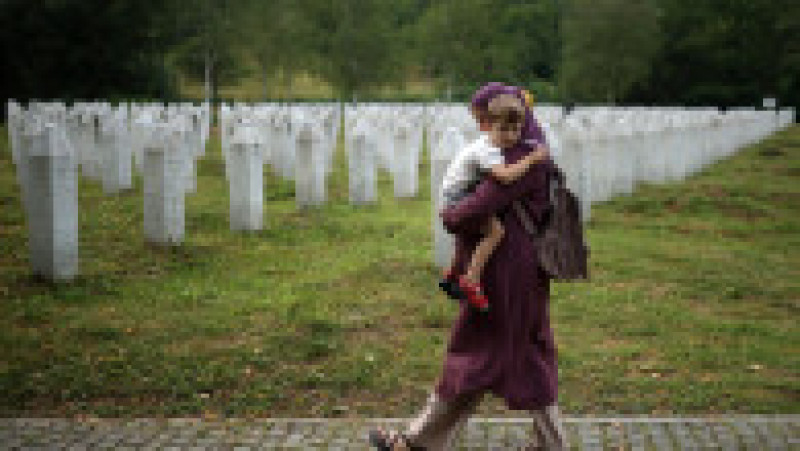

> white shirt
[439,134,504,204]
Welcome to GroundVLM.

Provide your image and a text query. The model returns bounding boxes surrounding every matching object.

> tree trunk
[286,72,293,103]
[212,71,218,108]
[212,63,219,127]
[204,51,211,105]
[262,65,268,102]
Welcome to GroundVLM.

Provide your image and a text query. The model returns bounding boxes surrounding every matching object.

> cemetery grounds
[0,123,797,420]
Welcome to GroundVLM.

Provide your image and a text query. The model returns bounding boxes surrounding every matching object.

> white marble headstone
[142,126,185,245]
[229,125,265,231]
[23,123,79,280]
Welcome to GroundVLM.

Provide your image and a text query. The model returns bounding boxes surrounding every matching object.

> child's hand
[533,145,549,160]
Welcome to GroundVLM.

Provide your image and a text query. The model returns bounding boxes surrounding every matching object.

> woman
[370,83,568,450]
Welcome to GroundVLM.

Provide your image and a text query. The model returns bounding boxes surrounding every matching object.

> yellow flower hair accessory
[521,89,534,108]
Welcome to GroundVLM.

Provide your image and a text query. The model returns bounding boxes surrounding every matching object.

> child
[439,93,548,312]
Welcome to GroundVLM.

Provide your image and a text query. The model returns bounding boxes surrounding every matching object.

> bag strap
[512,200,541,237]
[512,166,560,237]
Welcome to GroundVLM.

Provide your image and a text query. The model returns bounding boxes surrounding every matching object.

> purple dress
[436,148,559,411]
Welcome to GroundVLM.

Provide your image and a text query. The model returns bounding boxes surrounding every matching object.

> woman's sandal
[369,428,427,450]
[457,275,490,312]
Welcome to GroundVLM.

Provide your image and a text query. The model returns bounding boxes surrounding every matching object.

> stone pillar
[393,122,418,198]
[176,119,197,195]
[7,100,22,165]
[220,108,235,180]
[348,124,377,205]
[560,124,592,222]
[294,123,326,208]
[280,116,297,180]
[616,123,635,195]
[143,127,185,245]
[132,112,154,175]
[378,121,394,174]
[431,127,462,268]
[22,123,79,281]
[78,114,101,181]
[98,110,133,194]
[228,126,264,231]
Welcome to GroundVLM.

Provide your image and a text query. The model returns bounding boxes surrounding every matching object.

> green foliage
[635,0,800,109]
[1,0,797,109]
[169,0,256,102]
[243,0,313,100]
[0,123,798,417]
[294,0,405,100]
[415,0,559,91]
[0,0,179,109]
[559,0,663,103]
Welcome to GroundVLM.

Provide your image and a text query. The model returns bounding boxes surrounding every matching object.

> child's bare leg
[464,216,504,283]
[444,238,466,278]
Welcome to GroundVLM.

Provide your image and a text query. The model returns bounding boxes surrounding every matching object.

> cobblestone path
[2,416,798,449]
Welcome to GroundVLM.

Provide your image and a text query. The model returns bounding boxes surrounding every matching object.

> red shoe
[457,275,490,312]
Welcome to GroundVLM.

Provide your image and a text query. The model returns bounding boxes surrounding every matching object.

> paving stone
[669,421,699,449]
[603,421,625,448]
[1,416,798,448]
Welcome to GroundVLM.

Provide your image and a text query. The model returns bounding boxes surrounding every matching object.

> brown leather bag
[512,167,590,281]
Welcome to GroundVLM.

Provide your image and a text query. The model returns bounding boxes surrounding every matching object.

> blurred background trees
[559,0,663,104]
[1,0,797,113]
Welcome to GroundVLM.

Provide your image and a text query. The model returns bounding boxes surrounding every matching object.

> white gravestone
[294,123,326,208]
[98,111,133,194]
[431,127,463,268]
[77,114,101,181]
[176,118,197,194]
[392,122,419,198]
[348,124,377,205]
[228,125,265,231]
[142,127,185,245]
[22,123,79,280]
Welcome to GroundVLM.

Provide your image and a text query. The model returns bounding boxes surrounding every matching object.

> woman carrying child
[370,83,569,450]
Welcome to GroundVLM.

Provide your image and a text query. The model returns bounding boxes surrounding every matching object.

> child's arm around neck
[489,143,548,184]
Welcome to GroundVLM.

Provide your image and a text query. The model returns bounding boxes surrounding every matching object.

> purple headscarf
[470,82,547,152]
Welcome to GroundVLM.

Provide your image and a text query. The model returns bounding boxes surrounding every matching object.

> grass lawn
[0,122,797,418]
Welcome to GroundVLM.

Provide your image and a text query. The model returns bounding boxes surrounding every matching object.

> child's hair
[470,104,490,126]
[487,94,525,134]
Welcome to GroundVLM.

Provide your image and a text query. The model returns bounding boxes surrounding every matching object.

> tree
[0,0,178,112]
[417,0,514,98]
[306,0,405,101]
[558,0,663,103]
[414,0,562,100]
[170,0,251,105]
[241,0,313,101]
[637,0,800,109]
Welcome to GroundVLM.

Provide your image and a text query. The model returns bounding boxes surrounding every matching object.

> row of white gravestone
[221,102,430,208]
[131,103,211,195]
[7,101,211,280]
[219,103,340,183]
[343,104,427,200]
[428,106,795,268]
[7,100,211,196]
[6,100,795,279]
[221,103,341,211]
[550,107,795,221]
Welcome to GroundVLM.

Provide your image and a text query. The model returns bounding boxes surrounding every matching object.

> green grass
[0,123,797,418]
